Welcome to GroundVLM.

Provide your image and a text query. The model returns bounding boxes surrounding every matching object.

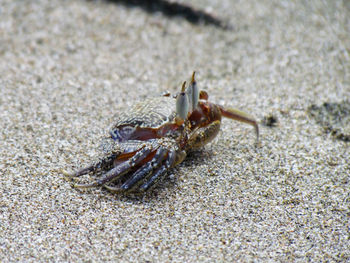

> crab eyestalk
[186,71,199,111]
[176,81,189,121]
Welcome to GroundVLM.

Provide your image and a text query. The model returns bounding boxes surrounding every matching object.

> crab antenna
[176,81,189,120]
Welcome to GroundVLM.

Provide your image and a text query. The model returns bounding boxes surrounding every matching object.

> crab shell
[109,96,179,142]
[67,76,259,194]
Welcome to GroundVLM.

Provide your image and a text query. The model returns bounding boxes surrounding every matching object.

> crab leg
[219,106,259,142]
[123,148,168,189]
[65,139,149,178]
[73,146,152,188]
[139,165,168,192]
[139,150,176,192]
[104,147,168,193]
[66,153,118,178]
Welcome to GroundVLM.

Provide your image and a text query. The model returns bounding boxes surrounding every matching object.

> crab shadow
[96,0,230,30]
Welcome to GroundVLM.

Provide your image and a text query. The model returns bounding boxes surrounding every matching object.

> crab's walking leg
[139,149,177,192]
[139,165,168,192]
[104,147,168,193]
[73,146,152,188]
[123,148,168,190]
[64,139,146,178]
[219,106,259,142]
[68,154,117,177]
[63,154,118,178]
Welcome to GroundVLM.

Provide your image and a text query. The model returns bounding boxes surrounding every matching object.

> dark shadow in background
[98,0,230,30]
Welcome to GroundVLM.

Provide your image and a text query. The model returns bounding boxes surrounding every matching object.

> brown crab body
[67,73,259,194]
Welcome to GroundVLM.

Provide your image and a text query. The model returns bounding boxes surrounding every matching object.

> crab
[66,72,259,194]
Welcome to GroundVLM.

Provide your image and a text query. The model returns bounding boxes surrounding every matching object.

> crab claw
[176,81,189,121]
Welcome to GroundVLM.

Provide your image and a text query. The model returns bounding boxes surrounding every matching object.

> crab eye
[176,81,189,120]
[186,71,199,111]
[185,81,193,109]
[190,71,199,111]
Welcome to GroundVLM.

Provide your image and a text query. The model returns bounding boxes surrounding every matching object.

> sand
[1,0,349,262]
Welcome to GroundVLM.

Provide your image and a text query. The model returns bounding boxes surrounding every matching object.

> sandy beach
[1,0,349,261]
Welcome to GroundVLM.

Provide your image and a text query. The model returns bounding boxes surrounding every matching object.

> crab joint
[176,81,189,121]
